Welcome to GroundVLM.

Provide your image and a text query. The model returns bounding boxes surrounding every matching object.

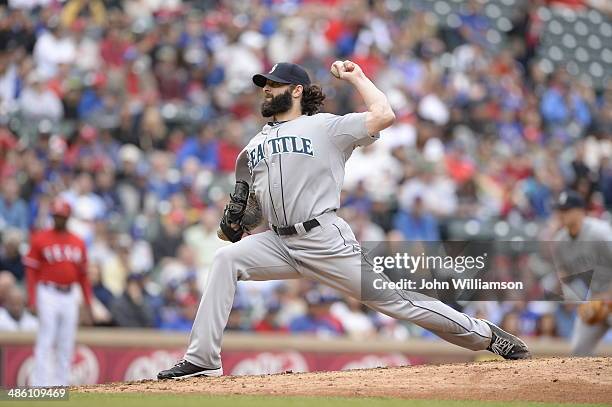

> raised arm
[330,60,396,134]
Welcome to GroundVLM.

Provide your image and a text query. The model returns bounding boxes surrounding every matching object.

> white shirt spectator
[344,144,402,200]
[354,17,393,56]
[89,233,114,268]
[349,213,387,241]
[184,222,228,272]
[8,0,52,10]
[62,192,106,245]
[74,36,101,72]
[267,19,308,64]
[61,175,107,245]
[123,0,180,19]
[215,34,264,93]
[418,93,450,126]
[33,30,76,79]
[421,137,445,162]
[451,43,488,73]
[0,63,18,113]
[376,312,410,340]
[331,301,376,339]
[306,22,333,59]
[379,124,444,162]
[379,122,416,150]
[0,308,38,331]
[70,194,106,222]
[18,76,64,122]
[399,174,457,217]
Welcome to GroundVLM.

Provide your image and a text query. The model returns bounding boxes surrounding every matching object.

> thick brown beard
[260,89,293,118]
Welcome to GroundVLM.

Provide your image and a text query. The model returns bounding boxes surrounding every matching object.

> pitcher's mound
[75,357,612,404]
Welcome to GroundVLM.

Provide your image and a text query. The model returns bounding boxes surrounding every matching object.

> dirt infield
[75,357,612,404]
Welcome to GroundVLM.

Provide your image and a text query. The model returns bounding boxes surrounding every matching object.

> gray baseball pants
[571,315,611,356]
[184,212,492,371]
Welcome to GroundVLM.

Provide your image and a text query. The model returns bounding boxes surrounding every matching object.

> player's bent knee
[212,244,241,269]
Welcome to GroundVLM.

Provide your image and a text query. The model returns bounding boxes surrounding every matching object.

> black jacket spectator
[110,275,155,328]
[0,230,25,282]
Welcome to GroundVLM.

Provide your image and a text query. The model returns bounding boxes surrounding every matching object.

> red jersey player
[24,198,92,387]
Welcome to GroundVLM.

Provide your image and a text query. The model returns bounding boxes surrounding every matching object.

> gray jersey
[236,112,378,227]
[555,217,612,242]
[181,113,498,373]
[554,217,612,297]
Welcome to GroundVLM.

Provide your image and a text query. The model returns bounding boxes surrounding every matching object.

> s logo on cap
[269,64,278,74]
[559,192,567,205]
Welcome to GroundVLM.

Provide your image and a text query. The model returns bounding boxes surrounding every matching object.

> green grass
[2,394,608,407]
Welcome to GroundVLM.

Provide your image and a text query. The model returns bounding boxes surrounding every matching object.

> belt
[272,218,321,236]
[41,281,72,293]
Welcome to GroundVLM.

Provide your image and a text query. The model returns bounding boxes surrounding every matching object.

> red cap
[51,198,71,218]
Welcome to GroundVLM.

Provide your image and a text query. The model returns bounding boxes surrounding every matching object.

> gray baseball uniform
[554,217,612,356]
[184,112,492,372]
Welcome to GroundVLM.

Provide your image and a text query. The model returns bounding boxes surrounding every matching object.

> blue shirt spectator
[289,314,344,336]
[541,87,591,128]
[93,282,115,311]
[522,176,552,219]
[78,87,104,119]
[541,87,568,125]
[554,304,576,339]
[289,292,344,336]
[393,198,440,241]
[0,180,29,231]
[159,313,194,332]
[176,126,219,169]
[599,159,612,210]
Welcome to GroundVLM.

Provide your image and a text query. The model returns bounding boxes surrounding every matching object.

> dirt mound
[75,357,612,404]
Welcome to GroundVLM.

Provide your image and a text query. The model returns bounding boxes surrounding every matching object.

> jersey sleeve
[235,148,251,184]
[23,234,42,270]
[323,112,380,151]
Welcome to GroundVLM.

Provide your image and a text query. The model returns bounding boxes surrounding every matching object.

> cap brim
[252,73,292,87]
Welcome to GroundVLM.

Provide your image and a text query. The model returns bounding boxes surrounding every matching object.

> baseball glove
[218,183,263,242]
[219,181,250,243]
[578,300,611,325]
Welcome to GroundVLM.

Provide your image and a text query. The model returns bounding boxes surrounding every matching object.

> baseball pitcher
[24,198,92,386]
[158,61,530,379]
[552,190,612,355]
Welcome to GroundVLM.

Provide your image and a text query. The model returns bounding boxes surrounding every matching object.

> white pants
[185,213,492,370]
[32,283,79,387]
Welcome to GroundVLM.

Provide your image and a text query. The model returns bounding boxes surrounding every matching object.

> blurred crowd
[0,0,610,343]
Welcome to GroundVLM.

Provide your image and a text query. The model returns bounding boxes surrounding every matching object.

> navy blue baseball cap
[554,190,586,211]
[252,62,311,87]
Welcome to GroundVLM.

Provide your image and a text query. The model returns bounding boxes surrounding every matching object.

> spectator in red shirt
[100,27,129,68]
[253,302,288,333]
[217,121,244,173]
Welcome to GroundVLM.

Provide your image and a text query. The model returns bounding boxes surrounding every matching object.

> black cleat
[483,320,531,360]
[157,360,222,380]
